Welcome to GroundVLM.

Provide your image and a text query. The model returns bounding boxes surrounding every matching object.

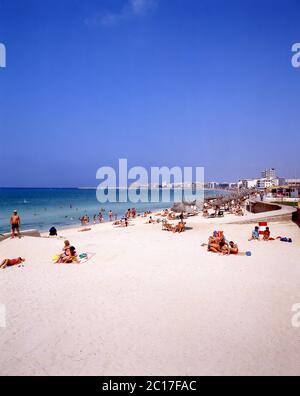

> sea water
[0,188,224,233]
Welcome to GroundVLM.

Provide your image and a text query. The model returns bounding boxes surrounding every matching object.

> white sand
[0,215,300,376]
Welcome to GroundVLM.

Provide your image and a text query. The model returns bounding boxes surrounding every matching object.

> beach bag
[280,238,292,243]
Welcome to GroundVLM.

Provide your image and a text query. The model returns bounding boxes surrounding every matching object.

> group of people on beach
[206,231,239,255]
[79,208,139,227]
[203,200,244,218]
[249,226,271,241]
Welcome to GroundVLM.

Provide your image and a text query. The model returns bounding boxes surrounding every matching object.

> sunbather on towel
[63,246,78,263]
[0,257,25,269]
[56,246,78,264]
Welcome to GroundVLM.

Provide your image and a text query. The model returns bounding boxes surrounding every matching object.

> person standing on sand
[109,210,113,222]
[10,210,21,239]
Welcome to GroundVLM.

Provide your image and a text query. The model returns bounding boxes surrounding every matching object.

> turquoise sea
[0,188,224,233]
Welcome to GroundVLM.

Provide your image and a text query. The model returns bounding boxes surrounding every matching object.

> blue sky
[0,0,300,187]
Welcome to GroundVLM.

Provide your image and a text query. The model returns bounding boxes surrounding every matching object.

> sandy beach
[1,212,300,376]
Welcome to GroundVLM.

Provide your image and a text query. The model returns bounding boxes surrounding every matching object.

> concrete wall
[292,208,300,224]
[247,201,281,214]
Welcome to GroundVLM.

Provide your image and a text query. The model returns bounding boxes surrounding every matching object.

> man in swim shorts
[10,210,21,239]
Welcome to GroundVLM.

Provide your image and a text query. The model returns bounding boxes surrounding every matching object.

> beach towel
[77,252,96,264]
[52,252,96,264]
[280,238,293,243]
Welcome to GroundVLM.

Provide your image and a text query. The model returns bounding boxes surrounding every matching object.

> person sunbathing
[208,241,222,253]
[0,257,25,269]
[113,218,129,227]
[61,246,78,264]
[173,222,186,233]
[249,226,260,241]
[229,241,239,255]
[162,221,174,232]
[168,213,176,220]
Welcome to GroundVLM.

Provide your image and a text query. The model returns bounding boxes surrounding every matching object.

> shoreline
[0,188,234,235]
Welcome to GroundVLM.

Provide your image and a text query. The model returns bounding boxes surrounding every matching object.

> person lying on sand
[207,235,229,254]
[229,241,239,255]
[249,226,260,241]
[162,221,174,232]
[168,213,176,221]
[113,218,129,227]
[0,257,25,269]
[173,222,186,233]
[208,241,222,253]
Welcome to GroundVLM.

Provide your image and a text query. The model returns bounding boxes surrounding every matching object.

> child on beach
[249,226,260,241]
[0,257,25,269]
[263,227,271,241]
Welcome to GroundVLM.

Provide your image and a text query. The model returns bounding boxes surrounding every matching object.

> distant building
[271,186,300,199]
[284,179,300,187]
[257,178,274,190]
[218,183,230,189]
[261,168,276,180]
[238,179,258,189]
[207,182,219,189]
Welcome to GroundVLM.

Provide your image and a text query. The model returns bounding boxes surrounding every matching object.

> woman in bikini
[61,246,78,264]
[0,257,25,269]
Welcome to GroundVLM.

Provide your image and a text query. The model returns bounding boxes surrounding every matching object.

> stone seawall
[247,201,281,214]
[292,207,300,224]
